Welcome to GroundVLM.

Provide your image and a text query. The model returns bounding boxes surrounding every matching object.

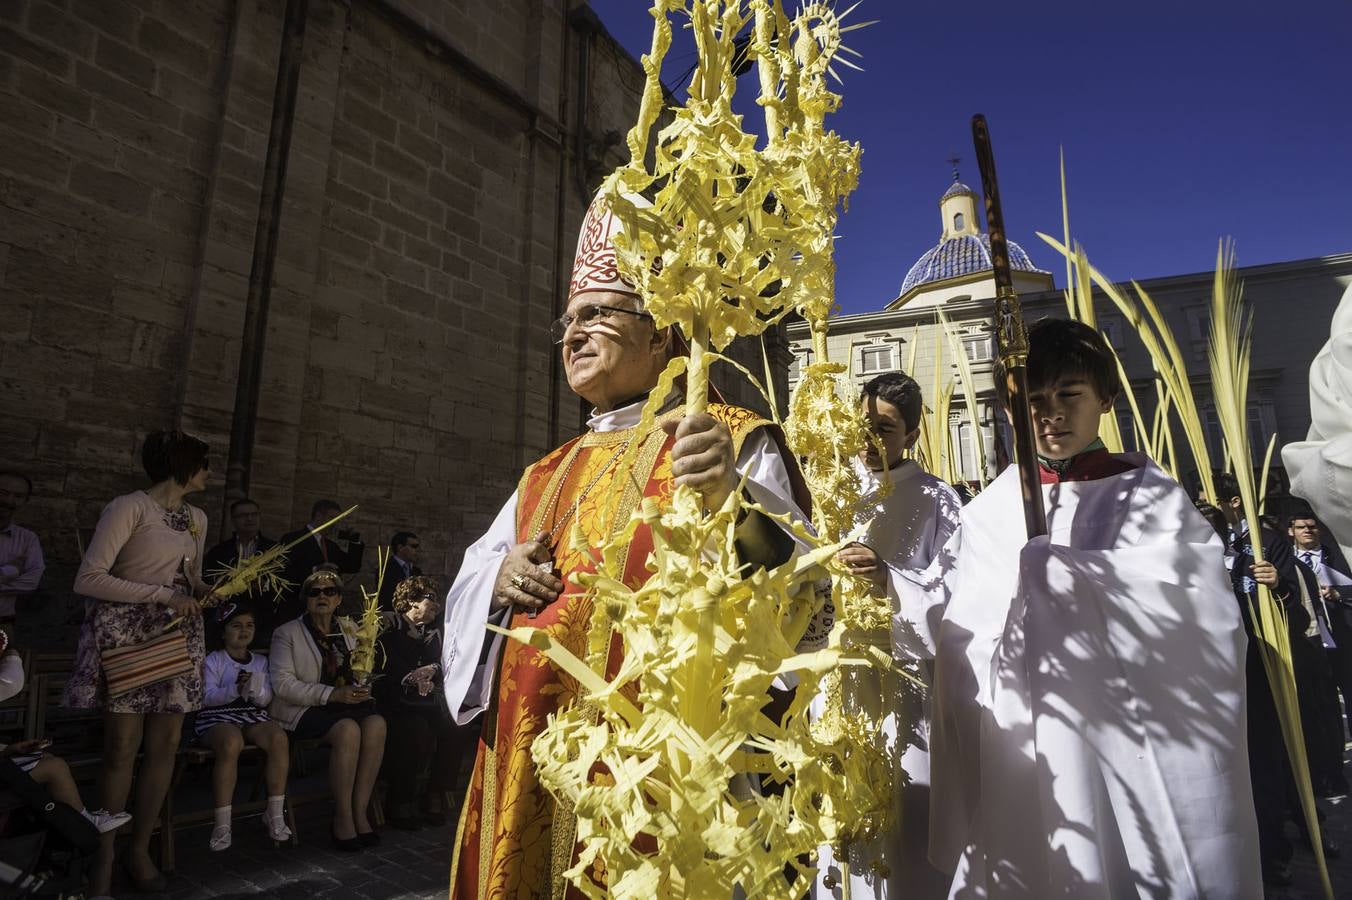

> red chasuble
[450,403,775,900]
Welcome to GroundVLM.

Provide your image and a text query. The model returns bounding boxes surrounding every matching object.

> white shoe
[264,811,292,842]
[82,809,131,834]
[209,823,232,851]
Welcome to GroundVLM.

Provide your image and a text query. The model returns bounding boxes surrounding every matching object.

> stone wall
[2,0,240,607]
[1,0,790,638]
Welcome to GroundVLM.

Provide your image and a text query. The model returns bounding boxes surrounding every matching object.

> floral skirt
[63,599,205,714]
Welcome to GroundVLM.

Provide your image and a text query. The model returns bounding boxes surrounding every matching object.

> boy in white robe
[817,372,962,899]
[893,319,1261,899]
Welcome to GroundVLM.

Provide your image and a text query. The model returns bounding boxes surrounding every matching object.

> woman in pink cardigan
[65,430,210,895]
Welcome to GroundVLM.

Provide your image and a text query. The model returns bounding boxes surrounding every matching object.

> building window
[953,212,965,231]
[1116,405,1137,451]
[948,408,989,483]
[964,333,993,363]
[788,347,811,387]
[1185,306,1207,342]
[859,343,894,375]
[1248,400,1277,463]
[1100,319,1122,352]
[1202,400,1278,466]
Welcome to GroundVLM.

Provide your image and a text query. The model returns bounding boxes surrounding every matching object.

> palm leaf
[1207,240,1331,898]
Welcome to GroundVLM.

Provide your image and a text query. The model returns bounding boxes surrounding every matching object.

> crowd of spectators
[0,431,469,897]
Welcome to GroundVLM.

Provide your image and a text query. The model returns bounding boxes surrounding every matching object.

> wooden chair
[30,652,75,677]
[28,673,102,757]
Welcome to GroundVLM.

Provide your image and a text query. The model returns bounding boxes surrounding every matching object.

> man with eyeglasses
[378,531,423,611]
[0,471,43,643]
[443,191,813,898]
[205,497,279,643]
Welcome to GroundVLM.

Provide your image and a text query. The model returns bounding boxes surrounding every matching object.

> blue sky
[586,1,1351,315]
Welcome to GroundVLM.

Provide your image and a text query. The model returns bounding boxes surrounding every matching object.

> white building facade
[787,179,1352,494]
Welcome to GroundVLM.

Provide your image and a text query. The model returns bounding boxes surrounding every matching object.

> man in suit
[378,531,422,611]
[204,497,279,643]
[1291,510,1352,736]
[278,499,364,624]
[0,471,43,645]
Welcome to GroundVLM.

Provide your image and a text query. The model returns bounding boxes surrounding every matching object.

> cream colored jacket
[267,616,358,731]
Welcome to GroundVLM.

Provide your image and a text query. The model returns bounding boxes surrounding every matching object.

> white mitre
[568,190,653,301]
[1283,280,1352,561]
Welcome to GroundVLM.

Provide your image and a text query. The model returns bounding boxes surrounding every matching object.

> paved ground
[142,777,1352,900]
[1259,729,1352,899]
[87,733,1352,899]
[1277,788,1352,900]
[95,743,458,900]
[144,801,451,900]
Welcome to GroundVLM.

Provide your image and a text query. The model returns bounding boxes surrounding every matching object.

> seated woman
[268,569,386,851]
[197,601,291,851]
[0,637,129,834]
[375,576,455,829]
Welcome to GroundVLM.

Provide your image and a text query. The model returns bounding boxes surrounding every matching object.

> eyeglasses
[406,543,420,550]
[550,304,653,344]
[306,586,341,598]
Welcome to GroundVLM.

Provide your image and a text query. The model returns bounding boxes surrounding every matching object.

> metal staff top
[971,114,1048,539]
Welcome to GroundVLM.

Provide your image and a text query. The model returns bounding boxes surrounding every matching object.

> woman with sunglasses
[64,430,211,895]
[268,568,386,850]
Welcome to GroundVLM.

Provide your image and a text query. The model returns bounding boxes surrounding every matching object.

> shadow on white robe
[897,455,1262,899]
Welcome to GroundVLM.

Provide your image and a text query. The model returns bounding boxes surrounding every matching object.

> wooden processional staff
[971,114,1048,539]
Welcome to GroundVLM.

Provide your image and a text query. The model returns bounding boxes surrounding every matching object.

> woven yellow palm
[604,0,865,417]
[769,0,901,878]
[489,2,890,896]
[496,492,843,898]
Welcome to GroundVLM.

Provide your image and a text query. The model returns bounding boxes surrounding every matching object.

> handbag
[101,627,193,698]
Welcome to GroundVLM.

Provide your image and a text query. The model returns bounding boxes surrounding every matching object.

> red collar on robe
[1038,447,1138,484]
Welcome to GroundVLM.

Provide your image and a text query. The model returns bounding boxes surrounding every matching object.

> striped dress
[194,649,272,737]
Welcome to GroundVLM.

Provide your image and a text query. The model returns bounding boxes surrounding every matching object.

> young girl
[197,601,291,850]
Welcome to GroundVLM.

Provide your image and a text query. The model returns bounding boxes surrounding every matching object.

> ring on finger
[510,573,529,590]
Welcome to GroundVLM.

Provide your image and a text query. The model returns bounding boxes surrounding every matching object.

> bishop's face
[1026,376,1112,461]
[560,291,669,413]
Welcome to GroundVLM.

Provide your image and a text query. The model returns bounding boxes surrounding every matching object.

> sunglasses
[306,586,341,598]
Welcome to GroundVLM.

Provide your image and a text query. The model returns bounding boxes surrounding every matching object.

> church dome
[940,180,975,201]
[899,232,1044,297]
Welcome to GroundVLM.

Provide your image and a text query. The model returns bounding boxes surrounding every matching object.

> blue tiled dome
[941,181,975,201]
[899,232,1045,297]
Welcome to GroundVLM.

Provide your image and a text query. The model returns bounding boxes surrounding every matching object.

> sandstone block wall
[0,0,793,631]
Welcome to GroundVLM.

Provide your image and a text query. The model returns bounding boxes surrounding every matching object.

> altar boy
[817,371,961,899]
[892,319,1260,899]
